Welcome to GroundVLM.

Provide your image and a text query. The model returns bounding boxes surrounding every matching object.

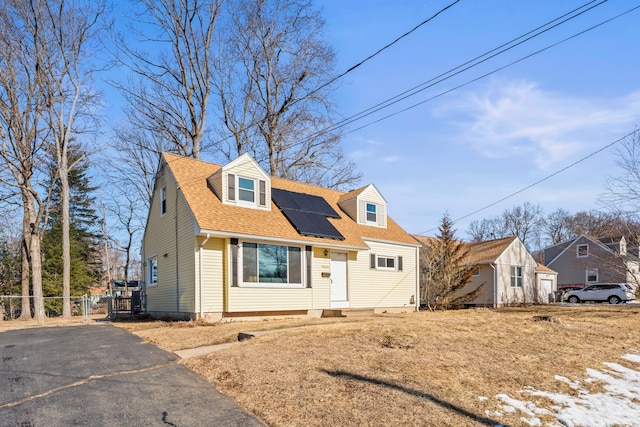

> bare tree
[0,0,52,321]
[112,0,221,161]
[466,202,543,251]
[214,0,361,190]
[37,0,106,318]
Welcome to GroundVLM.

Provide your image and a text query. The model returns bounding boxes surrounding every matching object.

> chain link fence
[0,295,95,326]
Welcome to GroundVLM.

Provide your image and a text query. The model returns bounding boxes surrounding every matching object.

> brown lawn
[5,306,640,425]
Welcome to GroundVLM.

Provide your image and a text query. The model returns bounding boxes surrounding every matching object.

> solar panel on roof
[271,188,344,240]
[271,188,340,218]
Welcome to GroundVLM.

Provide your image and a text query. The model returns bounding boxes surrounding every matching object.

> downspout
[199,234,210,319]
[491,263,497,308]
[175,183,180,313]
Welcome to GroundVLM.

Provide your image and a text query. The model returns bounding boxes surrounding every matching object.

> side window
[577,244,589,258]
[370,254,403,271]
[366,203,377,223]
[160,187,167,216]
[510,266,523,287]
[586,269,598,282]
[148,256,158,287]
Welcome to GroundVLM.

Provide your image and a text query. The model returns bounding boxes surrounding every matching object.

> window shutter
[230,238,238,286]
[359,200,366,224]
[377,204,386,227]
[259,180,266,206]
[370,253,376,269]
[228,174,235,201]
[305,246,312,288]
[398,256,403,271]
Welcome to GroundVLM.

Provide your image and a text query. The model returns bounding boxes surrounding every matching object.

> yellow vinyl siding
[357,186,386,227]
[208,170,223,199]
[348,241,417,309]
[228,287,313,311]
[144,167,197,314]
[312,247,332,307]
[197,237,224,313]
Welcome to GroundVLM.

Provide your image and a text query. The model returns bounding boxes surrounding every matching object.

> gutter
[198,233,210,319]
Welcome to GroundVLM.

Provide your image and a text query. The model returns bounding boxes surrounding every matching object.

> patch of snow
[478,396,488,401]
[486,353,640,427]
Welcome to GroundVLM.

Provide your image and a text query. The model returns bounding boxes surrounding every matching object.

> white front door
[330,252,349,308]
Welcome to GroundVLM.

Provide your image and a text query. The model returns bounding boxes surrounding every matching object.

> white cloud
[434,79,640,169]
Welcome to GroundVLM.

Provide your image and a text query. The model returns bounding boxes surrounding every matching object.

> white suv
[565,283,635,304]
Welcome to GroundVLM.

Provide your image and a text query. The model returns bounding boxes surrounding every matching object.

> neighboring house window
[160,187,167,216]
[148,256,158,287]
[586,269,598,282]
[473,268,480,276]
[370,254,403,271]
[577,244,589,258]
[240,242,302,286]
[510,266,523,287]
[366,203,377,223]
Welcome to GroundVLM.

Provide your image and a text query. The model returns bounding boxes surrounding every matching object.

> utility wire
[208,0,461,150]
[342,3,640,137]
[306,0,461,99]
[416,129,640,236]
[291,0,607,149]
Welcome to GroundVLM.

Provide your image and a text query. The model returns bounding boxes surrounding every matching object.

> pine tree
[42,147,100,315]
[421,214,483,311]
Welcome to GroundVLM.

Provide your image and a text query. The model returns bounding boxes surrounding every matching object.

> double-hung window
[241,242,302,286]
[238,177,255,203]
[510,266,523,287]
[366,203,377,223]
[160,187,167,216]
[586,269,598,282]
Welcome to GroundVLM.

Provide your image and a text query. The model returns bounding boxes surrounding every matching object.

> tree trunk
[24,197,44,323]
[60,155,72,318]
[19,212,32,320]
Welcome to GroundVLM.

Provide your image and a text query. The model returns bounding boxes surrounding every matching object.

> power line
[340,3,640,137]
[306,0,461,99]
[291,0,608,148]
[416,128,640,235]
[208,1,461,150]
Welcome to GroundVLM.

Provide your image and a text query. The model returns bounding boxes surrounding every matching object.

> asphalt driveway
[0,324,263,426]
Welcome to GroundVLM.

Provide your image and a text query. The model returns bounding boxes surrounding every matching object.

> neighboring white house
[142,152,420,321]
[414,235,556,307]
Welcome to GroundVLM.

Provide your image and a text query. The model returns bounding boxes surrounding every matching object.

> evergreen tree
[0,237,21,319]
[420,214,483,311]
[42,147,100,315]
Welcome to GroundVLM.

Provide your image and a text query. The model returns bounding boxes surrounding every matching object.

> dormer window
[366,203,377,223]
[227,173,266,208]
[238,177,255,203]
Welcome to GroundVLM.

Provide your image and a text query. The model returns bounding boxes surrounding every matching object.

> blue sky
[316,0,640,237]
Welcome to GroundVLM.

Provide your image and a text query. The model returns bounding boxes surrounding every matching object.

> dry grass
[114,305,640,426]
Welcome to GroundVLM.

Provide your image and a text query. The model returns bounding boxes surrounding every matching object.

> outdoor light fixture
[324,249,328,256]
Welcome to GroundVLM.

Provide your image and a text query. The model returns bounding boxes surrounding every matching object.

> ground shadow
[321,369,505,426]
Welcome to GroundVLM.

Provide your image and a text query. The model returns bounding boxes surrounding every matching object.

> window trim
[366,203,377,224]
[160,187,167,216]
[510,265,523,288]
[577,244,589,258]
[371,254,402,271]
[236,240,305,288]
[237,177,256,205]
[586,268,598,283]
[147,256,158,288]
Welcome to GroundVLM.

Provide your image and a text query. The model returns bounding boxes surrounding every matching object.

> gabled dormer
[338,184,387,228]
[206,153,271,211]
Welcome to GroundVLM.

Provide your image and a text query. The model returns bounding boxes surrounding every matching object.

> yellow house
[142,153,420,321]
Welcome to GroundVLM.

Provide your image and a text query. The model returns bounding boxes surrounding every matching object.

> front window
[510,266,523,287]
[238,177,255,203]
[577,244,588,258]
[241,242,302,286]
[586,269,598,282]
[148,256,158,287]
[366,203,377,223]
